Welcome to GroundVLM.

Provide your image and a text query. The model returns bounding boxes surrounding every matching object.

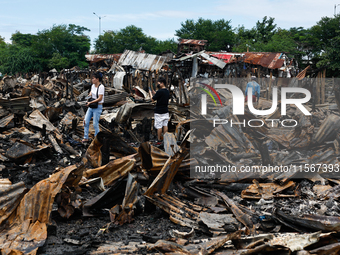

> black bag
[88,97,98,108]
[88,85,101,108]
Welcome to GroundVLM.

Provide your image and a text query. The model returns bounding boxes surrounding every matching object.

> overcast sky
[0,0,337,48]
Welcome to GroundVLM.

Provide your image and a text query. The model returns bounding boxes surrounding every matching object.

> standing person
[82,72,105,143]
[245,76,261,103]
[149,77,170,143]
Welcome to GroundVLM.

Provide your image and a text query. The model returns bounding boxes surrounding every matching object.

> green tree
[11,31,36,47]
[308,15,340,72]
[234,16,278,52]
[0,36,5,46]
[175,18,234,51]
[32,24,91,70]
[48,52,70,70]
[254,16,276,43]
[317,35,340,70]
[94,30,118,53]
[0,44,40,74]
[94,25,177,54]
[151,38,177,54]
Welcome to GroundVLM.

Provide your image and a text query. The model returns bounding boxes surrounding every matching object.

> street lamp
[93,12,106,36]
[335,4,340,16]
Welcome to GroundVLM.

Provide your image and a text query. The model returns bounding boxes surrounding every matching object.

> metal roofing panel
[211,53,234,63]
[270,59,285,70]
[201,52,226,69]
[113,72,126,90]
[85,54,121,63]
[118,50,167,71]
[267,53,281,69]
[179,39,208,45]
[241,52,285,69]
[176,51,205,61]
[258,53,277,68]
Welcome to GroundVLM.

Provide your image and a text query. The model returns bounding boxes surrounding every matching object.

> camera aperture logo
[198,82,223,109]
[199,83,312,128]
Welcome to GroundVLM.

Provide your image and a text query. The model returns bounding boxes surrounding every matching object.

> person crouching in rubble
[82,72,105,143]
[245,76,260,104]
[149,77,170,144]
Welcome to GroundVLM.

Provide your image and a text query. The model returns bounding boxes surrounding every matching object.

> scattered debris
[0,44,338,255]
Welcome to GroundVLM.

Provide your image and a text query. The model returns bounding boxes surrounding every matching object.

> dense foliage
[94,25,177,55]
[2,15,340,75]
[0,24,90,74]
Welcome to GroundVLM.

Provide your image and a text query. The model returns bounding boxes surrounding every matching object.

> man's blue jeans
[84,105,102,139]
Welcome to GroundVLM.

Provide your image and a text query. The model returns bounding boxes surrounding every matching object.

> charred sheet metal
[212,190,255,235]
[118,50,167,72]
[0,114,14,128]
[144,146,188,196]
[84,134,103,168]
[111,173,139,225]
[0,182,27,226]
[268,232,322,252]
[23,110,60,136]
[0,164,84,254]
[83,179,126,217]
[241,181,297,200]
[84,155,136,186]
[163,133,180,157]
[0,97,31,112]
[313,114,340,144]
[138,142,195,172]
[6,140,50,160]
[276,210,340,232]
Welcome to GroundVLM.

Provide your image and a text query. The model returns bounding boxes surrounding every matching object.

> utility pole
[335,4,340,16]
[93,12,106,36]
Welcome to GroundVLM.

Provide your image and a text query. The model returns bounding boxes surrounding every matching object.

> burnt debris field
[2,49,340,255]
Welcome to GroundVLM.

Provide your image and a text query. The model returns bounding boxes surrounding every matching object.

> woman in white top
[82,72,105,142]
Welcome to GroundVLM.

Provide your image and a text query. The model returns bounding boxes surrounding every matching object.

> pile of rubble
[1,60,340,255]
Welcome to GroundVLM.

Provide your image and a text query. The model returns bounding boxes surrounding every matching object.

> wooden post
[179,79,183,105]
[268,71,273,100]
[321,69,326,104]
[316,72,321,104]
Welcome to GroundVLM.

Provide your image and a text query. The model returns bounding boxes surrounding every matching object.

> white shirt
[90,84,105,103]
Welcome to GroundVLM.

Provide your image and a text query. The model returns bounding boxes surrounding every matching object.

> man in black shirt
[149,77,170,142]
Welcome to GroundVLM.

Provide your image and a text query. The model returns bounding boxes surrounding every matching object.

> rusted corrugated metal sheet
[242,52,285,69]
[0,164,85,254]
[267,53,283,69]
[85,54,122,64]
[138,142,195,172]
[84,154,136,186]
[117,50,167,71]
[0,182,27,226]
[244,52,264,65]
[179,39,208,46]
